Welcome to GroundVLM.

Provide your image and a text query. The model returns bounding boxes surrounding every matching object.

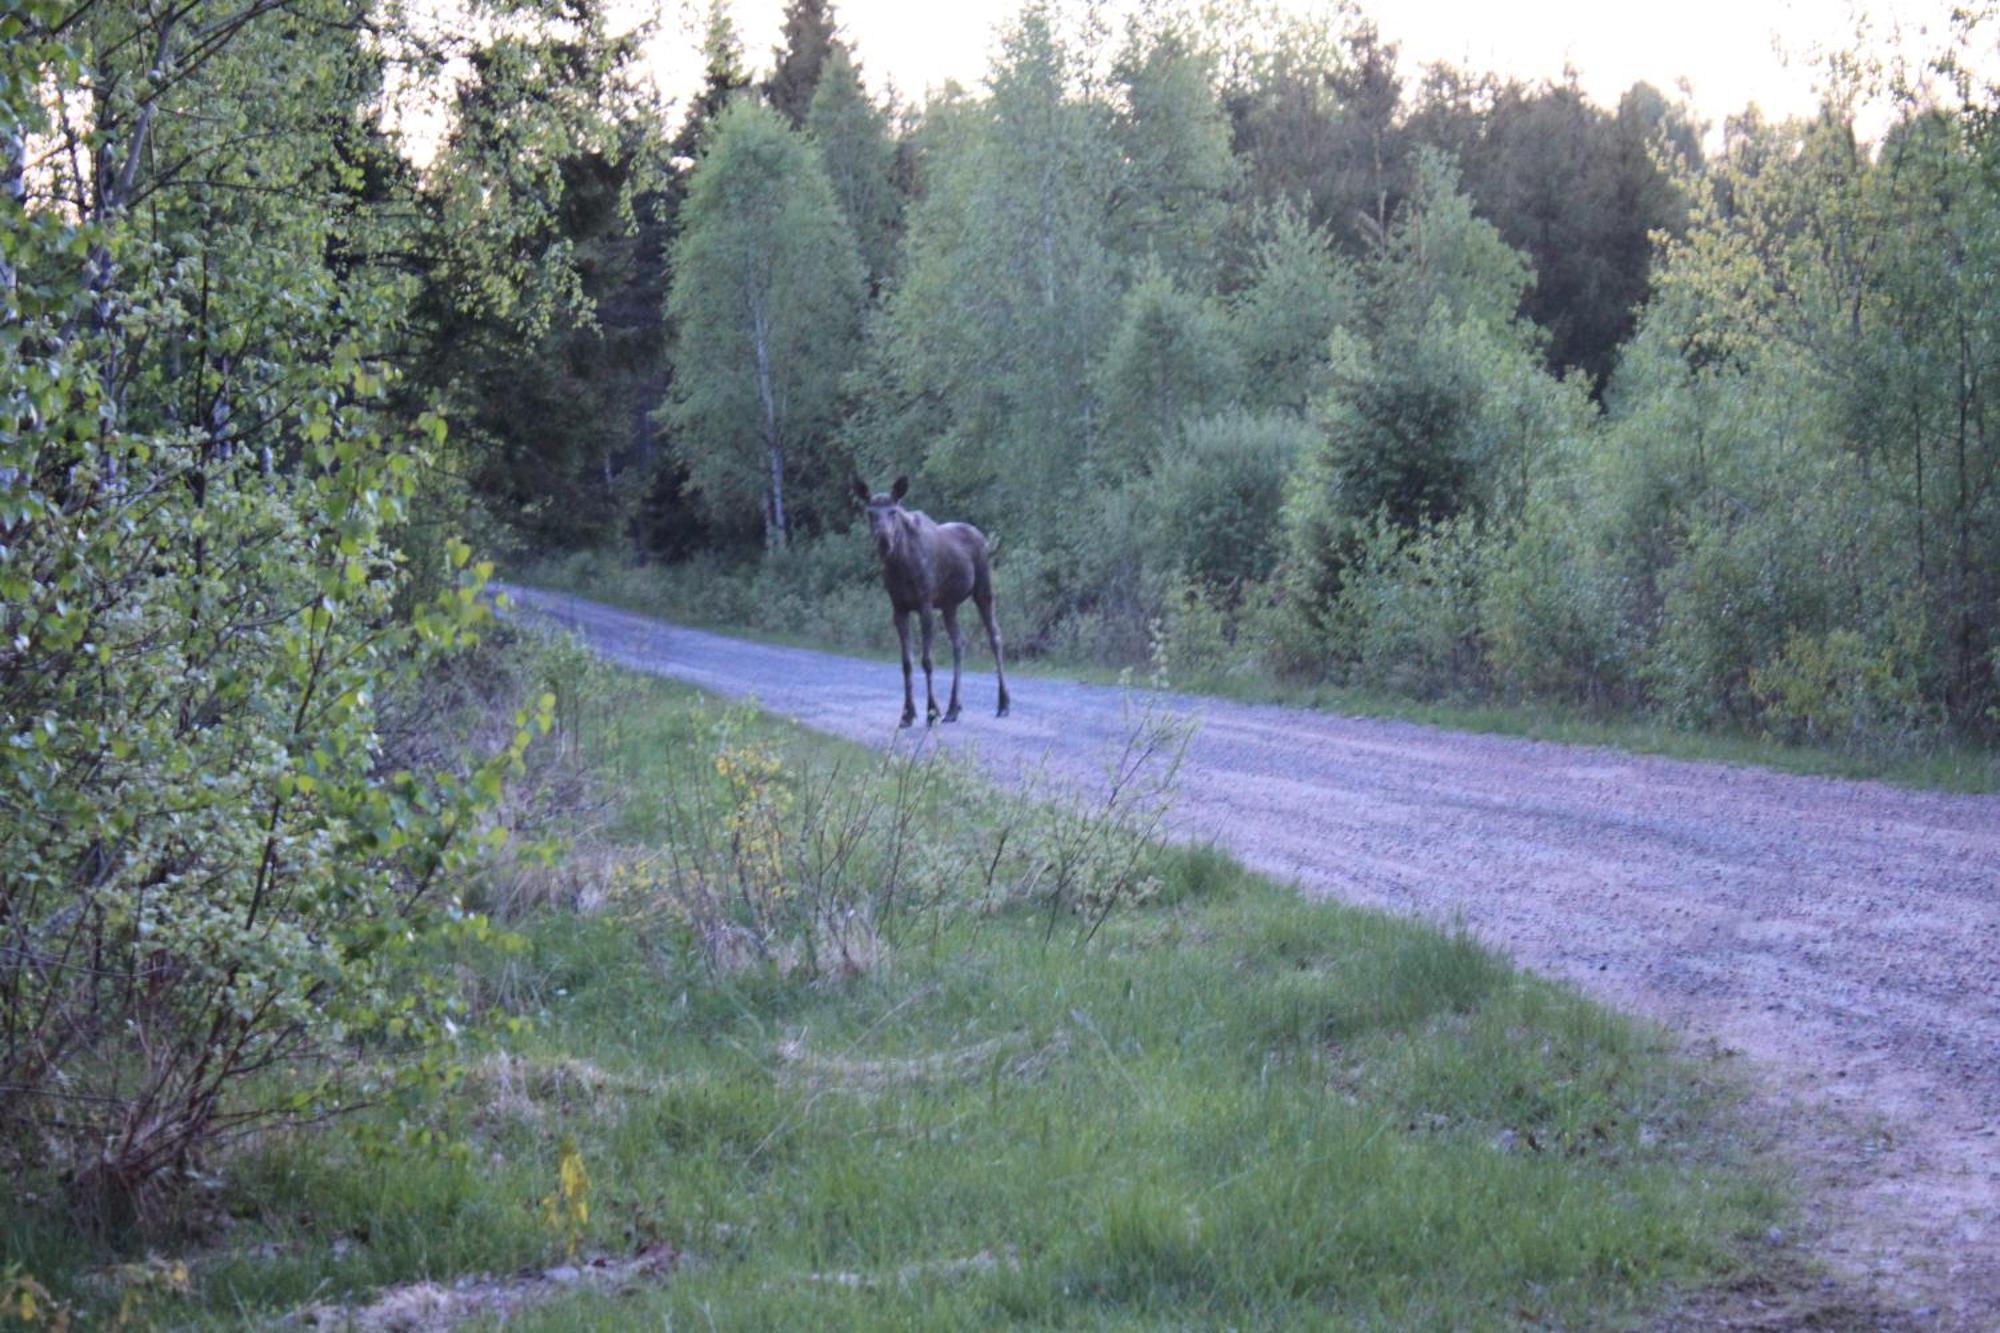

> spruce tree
[766,0,841,128]
[806,44,900,289]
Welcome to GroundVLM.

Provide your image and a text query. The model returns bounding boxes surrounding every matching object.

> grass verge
[3,655,1787,1329]
[516,551,1999,794]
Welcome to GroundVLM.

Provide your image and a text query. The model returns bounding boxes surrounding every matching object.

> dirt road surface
[503,583,2000,1327]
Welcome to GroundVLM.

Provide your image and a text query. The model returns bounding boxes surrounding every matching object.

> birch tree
[666,98,864,546]
[865,4,1121,535]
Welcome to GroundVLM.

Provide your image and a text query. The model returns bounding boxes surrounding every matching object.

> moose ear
[852,477,871,504]
[890,475,909,502]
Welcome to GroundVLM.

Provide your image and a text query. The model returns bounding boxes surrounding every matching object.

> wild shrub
[1150,578,1238,684]
[991,689,1195,945]
[1749,611,1933,749]
[593,682,1195,976]
[0,2,539,1218]
[1327,513,1489,699]
[1141,409,1314,589]
[1480,501,1634,706]
[1645,496,1855,728]
[744,531,895,652]
[0,394,531,1217]
[606,702,950,977]
[1238,573,1331,681]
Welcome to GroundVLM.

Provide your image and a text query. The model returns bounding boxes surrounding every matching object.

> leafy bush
[1328,513,1489,699]
[0,2,535,1216]
[1142,410,1315,589]
[592,688,1191,976]
[1238,574,1330,681]
[743,529,896,653]
[1646,504,1838,728]
[1480,501,1634,705]
[0,356,527,1217]
[1094,266,1243,474]
[1150,579,1238,684]
[1750,613,1932,749]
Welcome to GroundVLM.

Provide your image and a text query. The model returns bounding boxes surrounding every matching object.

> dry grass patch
[287,1242,682,1331]
[775,1029,1072,1095]
[462,1053,669,1125]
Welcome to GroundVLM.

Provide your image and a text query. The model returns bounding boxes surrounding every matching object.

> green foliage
[466,4,2000,773]
[806,45,902,288]
[672,0,753,162]
[1093,267,1241,474]
[1109,17,1239,282]
[1216,10,1408,250]
[1328,151,1549,519]
[1325,513,1489,699]
[1281,157,1543,614]
[1310,311,1500,532]
[764,0,842,127]
[3,672,1783,1326]
[665,98,866,546]
[1228,204,1358,413]
[1641,479,1902,733]
[425,4,643,341]
[526,538,893,660]
[866,5,1121,535]
[1751,620,1930,749]
[1141,409,1313,588]
[1572,84,2000,740]
[1479,500,1634,705]
[1275,152,1603,695]
[0,0,541,1211]
[1408,72,1697,384]
[1150,576,1238,683]
[423,132,672,556]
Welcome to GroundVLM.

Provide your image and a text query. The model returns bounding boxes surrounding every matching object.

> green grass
[2,666,1787,1329]
[516,550,1999,794]
[1164,673,1998,793]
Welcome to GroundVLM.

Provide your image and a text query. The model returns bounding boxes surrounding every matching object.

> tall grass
[1,656,1787,1329]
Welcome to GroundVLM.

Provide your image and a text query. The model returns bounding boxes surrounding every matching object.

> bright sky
[630,0,1986,135]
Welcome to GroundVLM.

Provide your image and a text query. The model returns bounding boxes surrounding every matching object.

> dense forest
[1,0,1996,1223]
[516,0,1993,754]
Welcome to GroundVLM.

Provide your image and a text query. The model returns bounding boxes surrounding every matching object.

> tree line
[533,0,1989,749]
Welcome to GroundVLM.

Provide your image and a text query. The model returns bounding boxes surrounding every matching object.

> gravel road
[502,583,2000,1326]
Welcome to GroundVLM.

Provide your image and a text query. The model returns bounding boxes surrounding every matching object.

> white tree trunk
[750,297,786,548]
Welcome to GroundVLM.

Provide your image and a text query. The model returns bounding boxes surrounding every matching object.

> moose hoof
[942,706,961,723]
[996,703,1010,718]
[899,711,916,728]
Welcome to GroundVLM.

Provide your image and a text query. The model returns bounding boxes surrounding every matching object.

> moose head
[852,475,910,561]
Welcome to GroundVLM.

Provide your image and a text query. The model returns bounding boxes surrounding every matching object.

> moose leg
[977,590,1011,717]
[919,608,941,725]
[895,610,916,727]
[941,604,965,723]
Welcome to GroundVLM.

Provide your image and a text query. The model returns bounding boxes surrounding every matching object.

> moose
[853,476,1010,727]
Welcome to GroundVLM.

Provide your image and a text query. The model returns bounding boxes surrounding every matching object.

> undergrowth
[0,636,1786,1329]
